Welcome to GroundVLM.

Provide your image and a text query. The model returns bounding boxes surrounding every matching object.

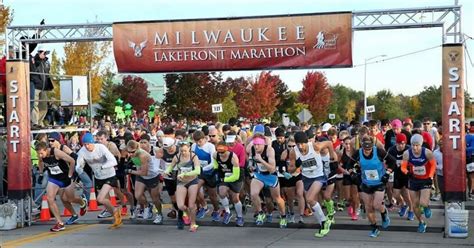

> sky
[4,0,474,97]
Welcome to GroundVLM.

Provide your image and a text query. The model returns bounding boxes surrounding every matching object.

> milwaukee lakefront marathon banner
[113,12,352,73]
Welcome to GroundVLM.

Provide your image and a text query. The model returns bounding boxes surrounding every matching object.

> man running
[36,142,87,232]
[401,134,437,233]
[75,133,122,229]
[350,136,397,237]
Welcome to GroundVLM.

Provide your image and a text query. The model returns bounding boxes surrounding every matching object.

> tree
[239,72,280,119]
[115,75,154,113]
[96,72,118,117]
[328,84,362,123]
[298,71,332,123]
[0,6,12,48]
[417,85,442,122]
[367,89,406,120]
[49,50,61,100]
[61,37,110,103]
[217,91,238,123]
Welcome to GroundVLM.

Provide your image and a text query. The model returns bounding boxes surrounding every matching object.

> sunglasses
[208,135,217,138]
[48,139,55,143]
[288,145,296,148]
[423,122,431,125]
[128,150,137,154]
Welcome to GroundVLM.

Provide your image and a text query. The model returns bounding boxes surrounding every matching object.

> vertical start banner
[441,44,466,202]
[113,12,352,73]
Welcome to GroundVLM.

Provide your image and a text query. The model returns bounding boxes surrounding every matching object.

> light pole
[364,54,387,122]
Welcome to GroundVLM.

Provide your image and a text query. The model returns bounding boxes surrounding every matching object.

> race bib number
[257,163,267,172]
[225,172,232,178]
[180,167,192,173]
[467,163,474,172]
[413,166,426,176]
[49,166,63,175]
[389,172,394,182]
[364,170,379,181]
[302,166,317,173]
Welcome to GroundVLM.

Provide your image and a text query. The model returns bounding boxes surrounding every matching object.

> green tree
[417,85,441,122]
[96,72,117,117]
[368,89,406,120]
[217,91,238,123]
[328,84,362,123]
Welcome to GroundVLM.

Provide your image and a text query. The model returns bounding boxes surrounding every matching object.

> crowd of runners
[30,116,474,238]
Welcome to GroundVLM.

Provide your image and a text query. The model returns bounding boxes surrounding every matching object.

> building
[113,74,167,104]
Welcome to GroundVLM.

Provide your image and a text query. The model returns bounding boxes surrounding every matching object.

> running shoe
[351,211,358,221]
[65,215,79,225]
[153,214,163,225]
[314,220,331,238]
[236,217,244,227]
[266,213,273,223]
[423,207,432,219]
[298,215,305,224]
[279,218,288,228]
[369,227,380,238]
[382,214,390,229]
[418,221,427,233]
[80,196,88,216]
[347,206,353,217]
[130,207,137,219]
[167,209,177,219]
[222,211,233,225]
[287,213,295,223]
[121,206,128,216]
[328,214,335,224]
[430,194,441,201]
[407,211,415,221]
[399,205,408,217]
[255,213,266,225]
[109,209,123,229]
[177,218,184,230]
[196,207,208,219]
[50,222,65,232]
[183,213,191,225]
[97,209,113,218]
[143,204,154,220]
[337,201,344,211]
[137,208,144,219]
[211,211,220,222]
[189,224,199,232]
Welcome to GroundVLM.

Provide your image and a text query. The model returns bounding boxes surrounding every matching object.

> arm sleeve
[100,145,118,169]
[75,151,85,174]
[224,166,241,183]
[427,159,437,178]
[183,155,201,177]
[400,160,409,174]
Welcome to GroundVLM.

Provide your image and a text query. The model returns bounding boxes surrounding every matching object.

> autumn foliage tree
[114,75,155,113]
[238,71,280,119]
[298,71,332,123]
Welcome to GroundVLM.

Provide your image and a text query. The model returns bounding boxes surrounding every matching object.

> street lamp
[364,54,387,122]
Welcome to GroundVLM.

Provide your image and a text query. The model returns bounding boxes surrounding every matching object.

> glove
[283,172,292,180]
[381,172,390,184]
[350,172,361,185]
[38,174,44,183]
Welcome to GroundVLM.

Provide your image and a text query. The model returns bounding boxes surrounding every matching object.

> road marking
[2,224,97,248]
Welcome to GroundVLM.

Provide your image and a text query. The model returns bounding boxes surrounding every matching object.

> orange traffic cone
[40,195,52,222]
[62,207,72,217]
[88,188,101,212]
[109,189,118,207]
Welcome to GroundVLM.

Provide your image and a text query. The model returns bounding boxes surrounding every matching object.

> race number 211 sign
[113,12,352,73]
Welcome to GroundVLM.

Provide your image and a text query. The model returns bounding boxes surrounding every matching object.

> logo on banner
[313,31,338,50]
[449,51,459,62]
[128,40,148,58]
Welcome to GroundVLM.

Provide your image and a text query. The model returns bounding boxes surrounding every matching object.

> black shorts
[136,175,160,189]
[342,174,359,186]
[95,176,119,191]
[199,171,218,188]
[164,178,177,196]
[262,187,272,198]
[219,180,243,194]
[279,174,302,188]
[408,178,433,191]
[48,177,72,189]
[393,169,409,189]
[360,183,385,194]
[322,178,336,190]
[178,177,199,188]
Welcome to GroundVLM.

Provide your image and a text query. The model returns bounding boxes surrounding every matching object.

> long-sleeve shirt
[76,143,117,180]
[466,133,474,157]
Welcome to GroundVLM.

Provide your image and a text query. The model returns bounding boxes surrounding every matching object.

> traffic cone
[88,187,101,212]
[110,189,118,207]
[62,207,72,217]
[40,195,52,222]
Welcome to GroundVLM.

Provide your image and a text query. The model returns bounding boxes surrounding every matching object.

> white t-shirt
[294,142,324,178]
[76,143,117,180]
[433,148,443,176]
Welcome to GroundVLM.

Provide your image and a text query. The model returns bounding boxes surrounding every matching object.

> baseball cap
[391,119,402,129]
[225,135,237,143]
[162,137,175,148]
[49,132,61,142]
[253,124,265,135]
[36,45,50,55]
[403,118,413,125]
[396,133,407,144]
[82,133,95,144]
[321,123,332,132]
[361,136,373,149]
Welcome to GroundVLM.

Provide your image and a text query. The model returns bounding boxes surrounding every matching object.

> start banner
[113,12,352,73]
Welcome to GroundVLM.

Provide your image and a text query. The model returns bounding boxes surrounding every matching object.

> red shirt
[229,142,246,168]
[332,139,342,150]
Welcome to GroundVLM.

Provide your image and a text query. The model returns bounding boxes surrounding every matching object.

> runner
[289,131,336,237]
[125,140,163,224]
[387,133,414,220]
[339,136,360,221]
[214,141,245,226]
[165,141,201,232]
[160,128,179,219]
[247,133,287,228]
[401,134,437,233]
[350,135,397,237]
[466,122,474,200]
[36,142,87,232]
[75,133,122,229]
